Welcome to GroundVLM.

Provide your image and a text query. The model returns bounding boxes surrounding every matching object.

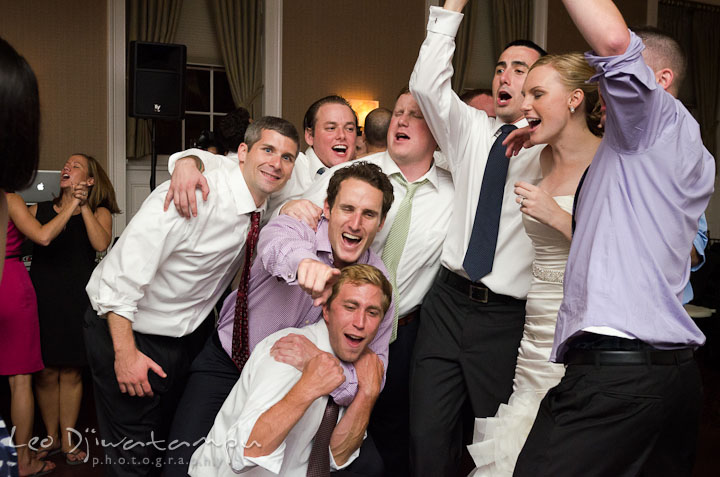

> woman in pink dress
[1,191,82,476]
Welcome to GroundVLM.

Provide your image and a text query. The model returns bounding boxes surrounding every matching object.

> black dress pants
[84,309,209,477]
[367,315,420,477]
[162,331,240,477]
[514,339,702,477]
[409,271,526,477]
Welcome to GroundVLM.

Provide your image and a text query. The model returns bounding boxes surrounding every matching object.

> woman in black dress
[30,153,119,465]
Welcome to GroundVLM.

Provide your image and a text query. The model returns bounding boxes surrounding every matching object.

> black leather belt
[398,308,420,327]
[564,348,694,366]
[5,254,21,259]
[437,267,525,305]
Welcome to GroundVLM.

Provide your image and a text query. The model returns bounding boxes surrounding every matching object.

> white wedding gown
[467,196,573,476]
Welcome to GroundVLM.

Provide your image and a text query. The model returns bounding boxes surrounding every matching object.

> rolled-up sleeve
[86,183,188,320]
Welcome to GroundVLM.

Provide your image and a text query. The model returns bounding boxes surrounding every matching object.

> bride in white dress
[468,53,603,476]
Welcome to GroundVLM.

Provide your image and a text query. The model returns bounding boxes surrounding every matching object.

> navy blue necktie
[463,124,517,281]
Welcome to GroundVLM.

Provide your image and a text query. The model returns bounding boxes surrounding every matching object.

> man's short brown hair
[326,161,394,221]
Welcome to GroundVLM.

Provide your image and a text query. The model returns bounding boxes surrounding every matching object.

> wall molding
[533,0,548,49]
[108,0,127,236]
[263,0,283,116]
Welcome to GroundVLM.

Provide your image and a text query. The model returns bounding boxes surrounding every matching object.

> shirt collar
[491,116,529,138]
[228,165,267,216]
[379,150,441,191]
[305,147,327,175]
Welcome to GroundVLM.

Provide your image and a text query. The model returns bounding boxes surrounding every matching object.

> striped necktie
[382,173,427,342]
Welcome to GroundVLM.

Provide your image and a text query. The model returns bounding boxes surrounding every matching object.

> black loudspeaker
[128,41,186,120]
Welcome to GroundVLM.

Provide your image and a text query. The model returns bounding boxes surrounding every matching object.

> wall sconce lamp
[347,99,380,129]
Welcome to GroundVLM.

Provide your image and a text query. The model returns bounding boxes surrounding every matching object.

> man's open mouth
[342,232,361,245]
[332,145,348,154]
[345,333,364,346]
[497,91,512,106]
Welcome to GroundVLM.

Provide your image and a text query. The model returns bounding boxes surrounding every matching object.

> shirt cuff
[427,5,463,37]
[283,250,322,283]
[585,31,646,82]
[90,303,135,323]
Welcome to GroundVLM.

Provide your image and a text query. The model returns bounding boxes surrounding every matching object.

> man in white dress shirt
[407,1,547,475]
[285,87,454,476]
[165,95,358,220]
[84,117,299,477]
[189,264,390,477]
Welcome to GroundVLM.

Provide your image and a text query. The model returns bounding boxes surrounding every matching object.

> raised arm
[409,1,490,170]
[561,0,629,56]
[7,192,79,246]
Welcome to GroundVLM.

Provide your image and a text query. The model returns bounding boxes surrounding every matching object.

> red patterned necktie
[231,211,261,371]
[306,398,339,477]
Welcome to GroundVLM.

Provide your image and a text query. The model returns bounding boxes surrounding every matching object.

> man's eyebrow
[495,60,507,68]
[511,61,529,69]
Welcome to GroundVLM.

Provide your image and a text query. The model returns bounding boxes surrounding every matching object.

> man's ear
[237,143,249,168]
[322,303,330,324]
[323,199,331,218]
[305,128,315,147]
[377,216,386,232]
[655,68,674,93]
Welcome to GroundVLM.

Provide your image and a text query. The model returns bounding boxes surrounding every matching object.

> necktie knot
[393,173,427,200]
[499,124,517,136]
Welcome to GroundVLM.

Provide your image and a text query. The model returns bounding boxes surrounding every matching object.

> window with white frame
[156,64,234,155]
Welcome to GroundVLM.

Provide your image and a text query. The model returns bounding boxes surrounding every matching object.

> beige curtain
[491,0,533,60]
[126,0,184,158]
[659,0,720,157]
[452,1,475,93]
[208,0,263,115]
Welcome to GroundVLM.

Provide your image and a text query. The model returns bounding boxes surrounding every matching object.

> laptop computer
[16,170,62,204]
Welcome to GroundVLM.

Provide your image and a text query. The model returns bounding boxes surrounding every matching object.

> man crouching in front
[189,264,390,477]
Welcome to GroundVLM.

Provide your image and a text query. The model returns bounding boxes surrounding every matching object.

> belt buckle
[469,284,489,303]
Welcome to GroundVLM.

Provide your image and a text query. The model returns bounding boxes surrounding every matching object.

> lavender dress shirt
[216,215,393,406]
[553,32,715,361]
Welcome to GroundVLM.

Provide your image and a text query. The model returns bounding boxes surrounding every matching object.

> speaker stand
[150,119,157,191]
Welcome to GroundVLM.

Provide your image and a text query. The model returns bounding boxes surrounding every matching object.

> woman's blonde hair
[529,53,603,137]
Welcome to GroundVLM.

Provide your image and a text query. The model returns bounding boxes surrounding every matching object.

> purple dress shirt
[553,32,715,361]
[216,215,393,406]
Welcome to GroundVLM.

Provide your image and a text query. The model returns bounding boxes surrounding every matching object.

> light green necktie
[382,173,428,342]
